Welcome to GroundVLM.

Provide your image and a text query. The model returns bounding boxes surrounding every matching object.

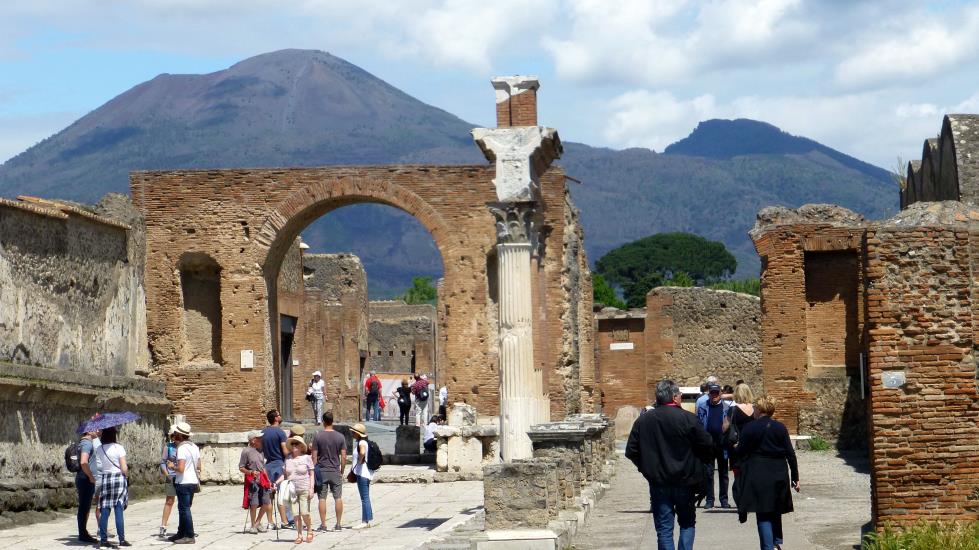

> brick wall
[596,315,647,416]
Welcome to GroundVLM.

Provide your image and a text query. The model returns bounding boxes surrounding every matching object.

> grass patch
[808,435,831,451]
[862,521,979,550]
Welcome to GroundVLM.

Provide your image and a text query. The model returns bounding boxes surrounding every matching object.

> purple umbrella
[75,412,141,434]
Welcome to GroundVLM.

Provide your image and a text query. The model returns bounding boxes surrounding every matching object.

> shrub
[861,521,979,550]
[808,435,831,451]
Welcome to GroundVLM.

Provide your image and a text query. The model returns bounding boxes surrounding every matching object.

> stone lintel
[472,126,562,203]
[527,422,597,442]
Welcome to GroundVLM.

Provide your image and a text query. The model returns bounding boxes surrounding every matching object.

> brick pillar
[492,76,539,127]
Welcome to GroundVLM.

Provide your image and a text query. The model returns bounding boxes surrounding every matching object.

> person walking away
[166,422,201,545]
[438,384,448,419]
[312,411,347,532]
[626,380,713,550]
[94,427,130,548]
[410,374,431,427]
[75,429,100,543]
[285,437,315,544]
[697,383,732,509]
[349,423,375,529]
[239,430,272,534]
[158,426,179,539]
[308,371,326,424]
[364,372,381,421]
[262,409,291,529]
[734,396,800,550]
[393,379,412,426]
[727,383,757,476]
[423,415,440,453]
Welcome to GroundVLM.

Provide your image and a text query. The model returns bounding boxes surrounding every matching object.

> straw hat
[350,423,367,438]
[172,422,193,437]
[289,424,306,437]
[288,435,307,452]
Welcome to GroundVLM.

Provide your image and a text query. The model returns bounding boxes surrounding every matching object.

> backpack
[369,379,380,393]
[419,388,429,401]
[65,441,82,473]
[365,439,383,471]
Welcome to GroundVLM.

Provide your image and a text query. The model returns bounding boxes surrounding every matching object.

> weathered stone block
[449,403,478,427]
[483,462,552,529]
[395,425,421,455]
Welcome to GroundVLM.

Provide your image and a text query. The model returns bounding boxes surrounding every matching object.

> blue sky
[2,0,978,168]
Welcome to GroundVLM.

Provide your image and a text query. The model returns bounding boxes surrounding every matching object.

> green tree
[592,273,627,310]
[399,276,437,305]
[664,271,694,287]
[623,271,663,308]
[709,278,760,296]
[596,232,737,288]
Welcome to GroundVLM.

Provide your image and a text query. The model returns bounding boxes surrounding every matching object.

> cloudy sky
[1,0,978,168]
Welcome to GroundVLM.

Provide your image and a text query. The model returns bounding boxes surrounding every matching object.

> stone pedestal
[435,423,500,475]
[395,425,420,455]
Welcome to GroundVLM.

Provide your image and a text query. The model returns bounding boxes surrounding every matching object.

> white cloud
[603,90,720,150]
[0,112,80,164]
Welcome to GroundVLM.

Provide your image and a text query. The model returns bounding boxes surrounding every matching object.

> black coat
[733,416,799,522]
[625,405,713,488]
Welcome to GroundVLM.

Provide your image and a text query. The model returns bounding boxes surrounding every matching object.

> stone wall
[903,114,978,208]
[594,310,648,417]
[367,300,437,375]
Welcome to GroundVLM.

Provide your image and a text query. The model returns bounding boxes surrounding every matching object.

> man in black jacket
[626,379,713,550]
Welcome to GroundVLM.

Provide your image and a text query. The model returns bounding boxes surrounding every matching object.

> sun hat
[350,423,367,438]
[172,421,193,437]
[289,424,306,437]
[288,435,307,452]
[312,370,322,377]
[247,430,263,440]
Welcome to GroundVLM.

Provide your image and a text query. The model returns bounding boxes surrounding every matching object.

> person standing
[349,423,375,529]
[285,437,315,544]
[410,374,431,427]
[166,422,201,545]
[734,397,800,550]
[312,411,347,532]
[308,371,326,424]
[239,430,271,534]
[626,380,713,550]
[158,426,178,539]
[438,384,448,419]
[393,379,412,426]
[94,427,130,548]
[262,409,291,528]
[364,372,381,421]
[75,429,99,543]
[727,383,757,474]
[697,383,732,509]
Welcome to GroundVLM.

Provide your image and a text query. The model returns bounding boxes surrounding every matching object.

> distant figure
[727,383,756,475]
[94,427,129,548]
[626,380,713,550]
[392,379,412,426]
[75,428,100,544]
[438,384,448,418]
[350,424,375,530]
[721,384,735,405]
[166,422,200,545]
[364,372,382,421]
[285,437,315,544]
[238,430,271,534]
[695,375,718,411]
[261,409,291,528]
[158,426,178,539]
[311,411,347,532]
[697,383,732,509]
[734,397,800,550]
[308,371,325,424]
[423,415,442,453]
[411,374,431,427]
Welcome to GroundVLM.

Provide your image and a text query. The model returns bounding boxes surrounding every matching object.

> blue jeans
[756,513,784,550]
[75,474,95,537]
[365,399,380,421]
[175,483,196,540]
[97,503,124,543]
[649,485,696,550]
[356,475,373,522]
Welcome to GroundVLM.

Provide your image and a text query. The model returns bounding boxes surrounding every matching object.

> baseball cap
[708,384,721,393]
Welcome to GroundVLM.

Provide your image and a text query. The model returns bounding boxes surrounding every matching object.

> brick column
[492,76,539,127]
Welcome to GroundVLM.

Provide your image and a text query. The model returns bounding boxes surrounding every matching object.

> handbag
[722,407,739,448]
[346,471,357,483]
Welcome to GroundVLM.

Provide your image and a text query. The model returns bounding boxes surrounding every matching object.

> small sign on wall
[881,370,905,388]
[610,342,634,351]
[241,349,254,370]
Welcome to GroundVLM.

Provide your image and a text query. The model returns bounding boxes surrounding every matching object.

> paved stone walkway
[575,451,870,549]
[0,480,483,549]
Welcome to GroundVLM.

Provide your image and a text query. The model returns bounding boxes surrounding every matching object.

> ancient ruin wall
[865,219,979,525]
[595,311,648,418]
[646,287,762,391]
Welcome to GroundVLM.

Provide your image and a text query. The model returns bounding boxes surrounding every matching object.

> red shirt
[411,378,429,396]
[364,375,381,393]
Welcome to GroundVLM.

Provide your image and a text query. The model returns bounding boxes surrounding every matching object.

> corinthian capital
[488,202,536,245]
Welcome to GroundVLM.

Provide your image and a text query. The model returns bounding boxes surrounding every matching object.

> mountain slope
[0,49,897,294]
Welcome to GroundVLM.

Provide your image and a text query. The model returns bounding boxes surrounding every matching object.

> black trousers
[75,474,95,537]
[398,403,411,425]
[704,445,729,505]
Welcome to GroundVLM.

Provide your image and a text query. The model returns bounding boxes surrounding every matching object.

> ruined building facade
[753,114,979,525]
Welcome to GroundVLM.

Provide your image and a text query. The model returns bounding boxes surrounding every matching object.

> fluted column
[491,203,538,461]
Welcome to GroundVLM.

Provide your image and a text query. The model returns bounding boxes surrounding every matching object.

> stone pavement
[0,479,483,550]
[574,450,870,549]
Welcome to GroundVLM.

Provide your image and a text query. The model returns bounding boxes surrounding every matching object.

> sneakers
[704,501,714,510]
[248,526,258,534]
[256,524,268,533]
[351,521,372,530]
[158,526,167,538]
[118,541,132,547]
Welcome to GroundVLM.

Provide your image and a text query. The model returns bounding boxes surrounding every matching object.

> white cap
[312,370,322,377]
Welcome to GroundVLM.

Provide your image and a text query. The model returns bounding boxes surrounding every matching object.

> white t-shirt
[310,379,325,399]
[439,386,448,406]
[352,439,373,480]
[424,422,438,443]
[176,442,201,485]
[90,438,102,476]
[96,443,126,475]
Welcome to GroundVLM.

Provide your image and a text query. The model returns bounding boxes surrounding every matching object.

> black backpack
[65,441,82,473]
[419,388,429,401]
[366,439,383,471]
